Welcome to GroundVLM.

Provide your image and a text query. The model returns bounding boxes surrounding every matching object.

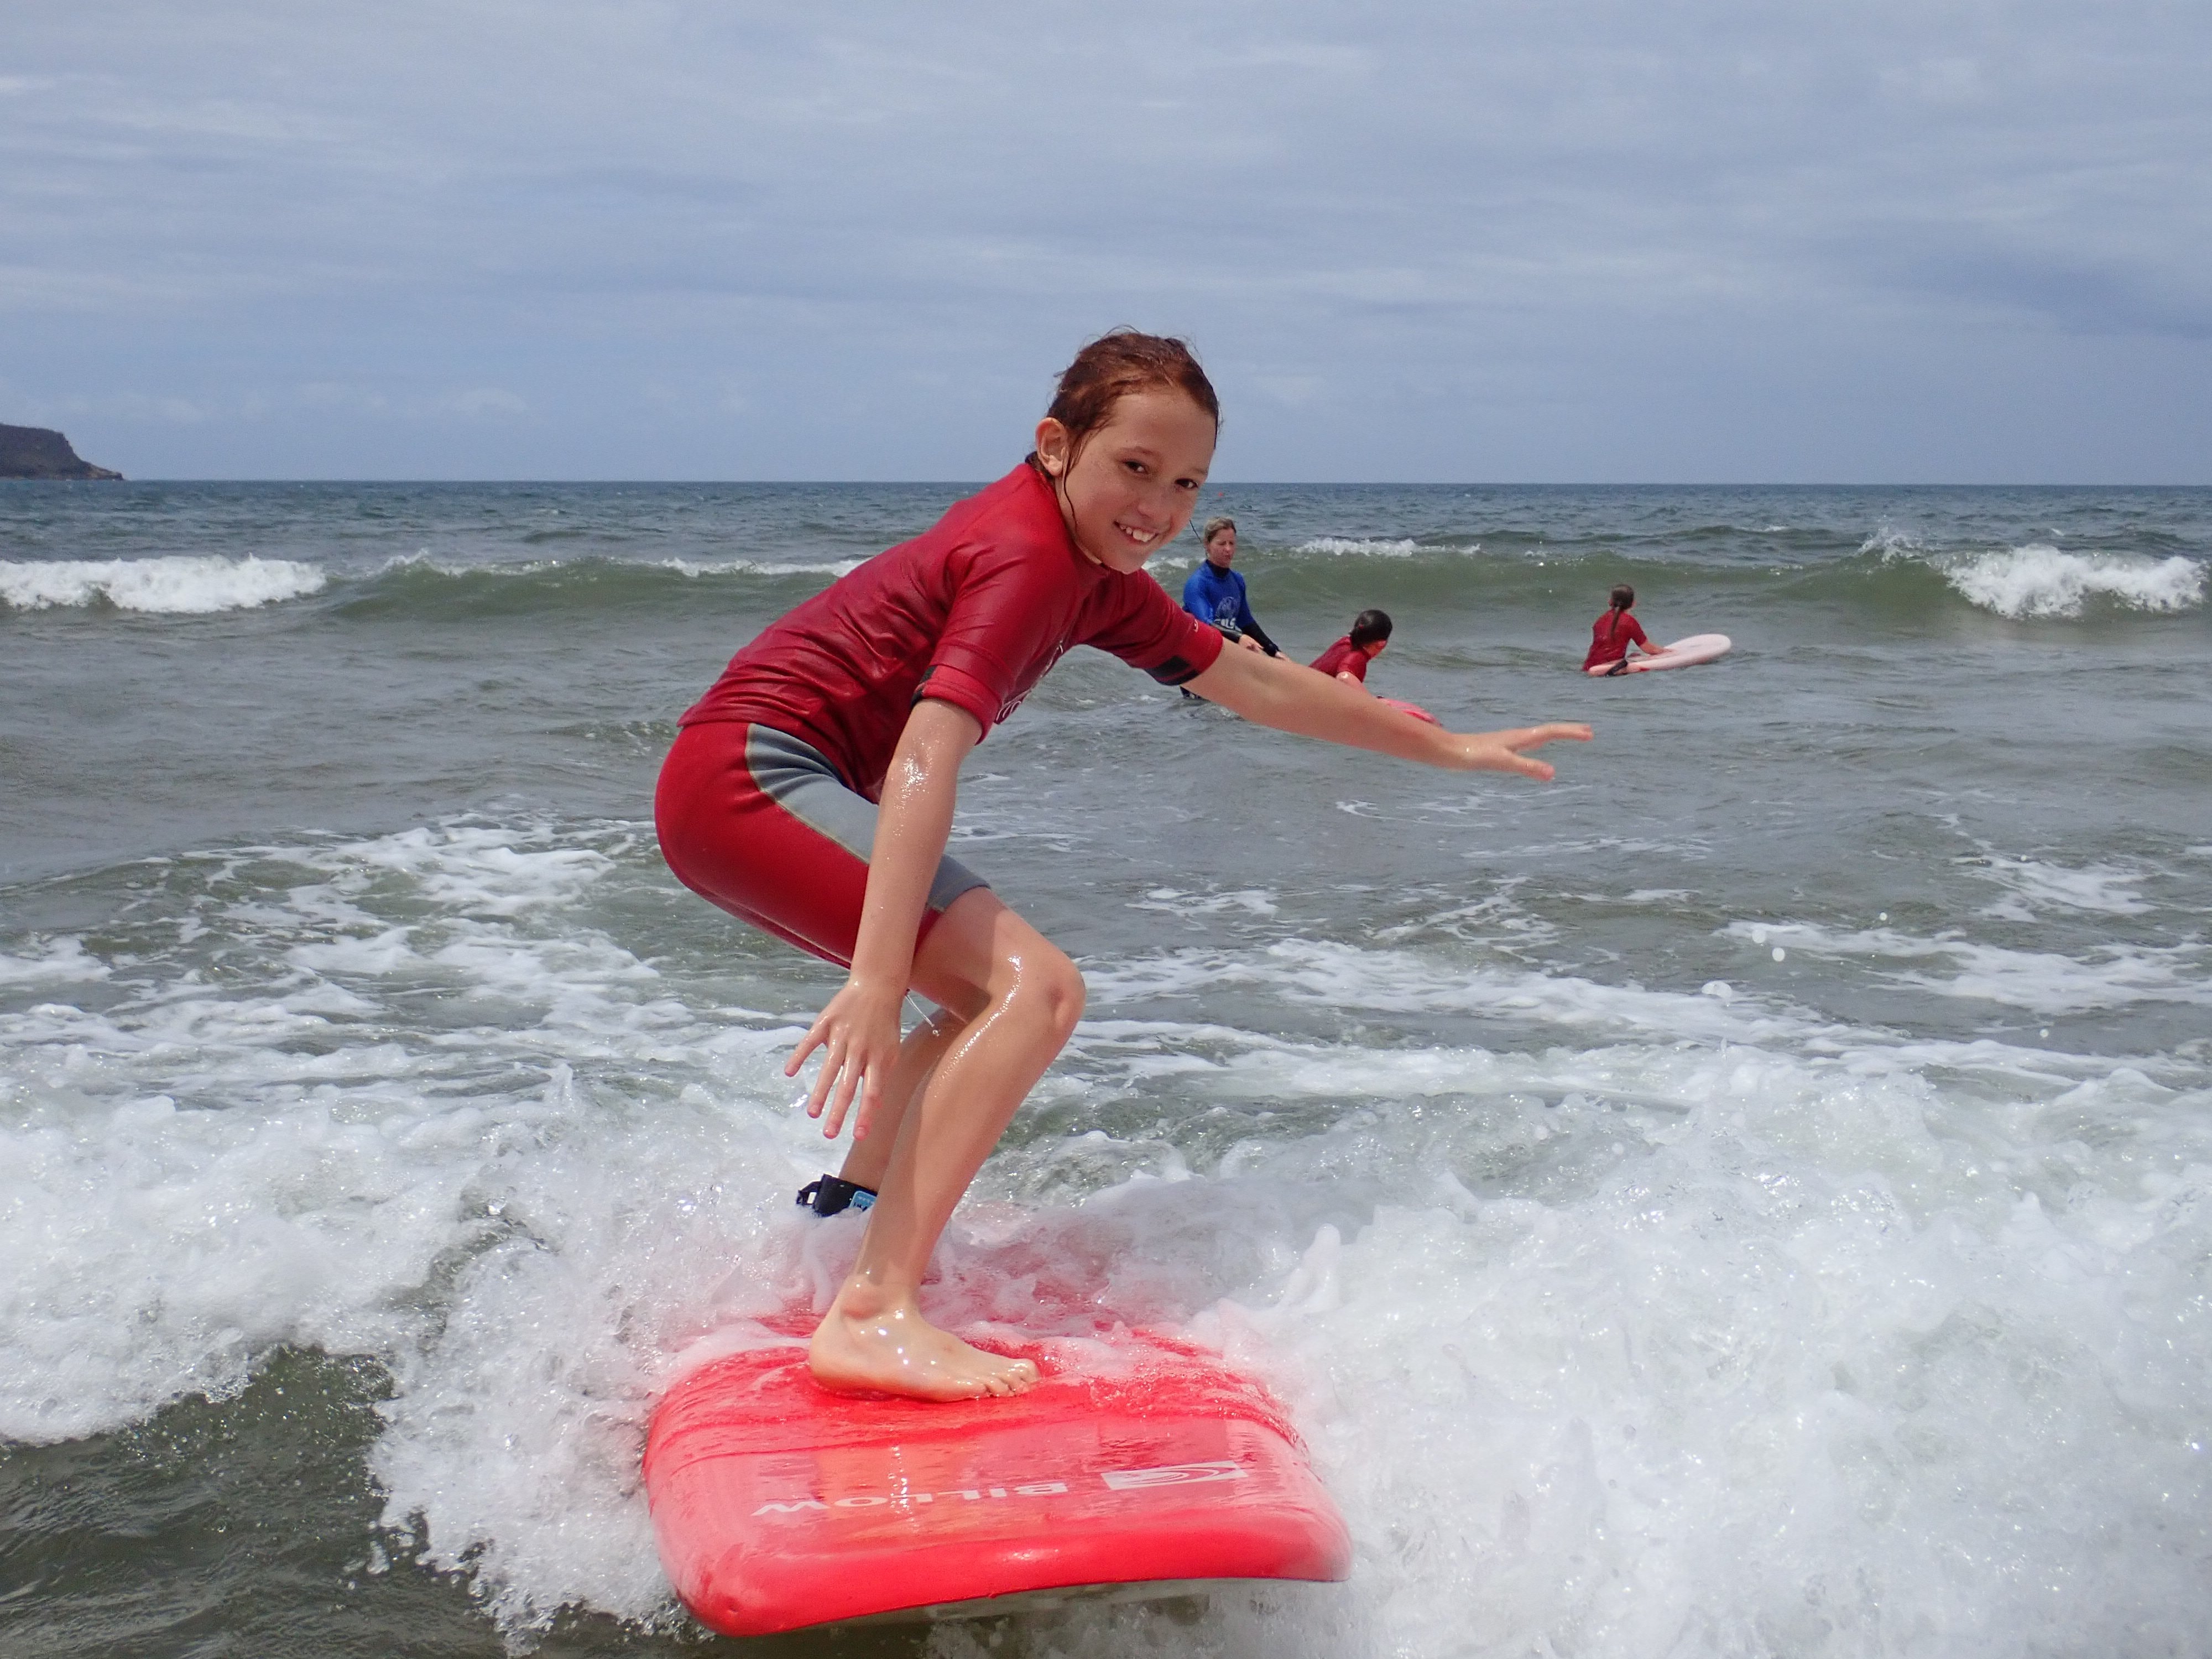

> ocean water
[3,479,2209,1658]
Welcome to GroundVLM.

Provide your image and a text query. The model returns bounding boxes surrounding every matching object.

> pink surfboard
[644,1329,1352,1636]
[1585,632,1732,677]
[1380,697,1439,724]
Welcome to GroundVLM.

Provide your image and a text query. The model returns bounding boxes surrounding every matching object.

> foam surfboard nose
[644,1331,1352,1636]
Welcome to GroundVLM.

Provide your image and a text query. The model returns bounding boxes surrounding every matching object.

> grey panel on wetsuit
[743,726,990,915]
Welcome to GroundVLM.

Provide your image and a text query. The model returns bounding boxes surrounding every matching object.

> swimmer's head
[1033,331,1218,575]
[1610,583,1635,611]
[1042,330,1219,451]
[1202,516,1237,565]
[1349,608,1393,649]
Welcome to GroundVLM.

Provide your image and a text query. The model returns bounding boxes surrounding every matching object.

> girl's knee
[1050,957,1087,1037]
[1021,948,1086,1042]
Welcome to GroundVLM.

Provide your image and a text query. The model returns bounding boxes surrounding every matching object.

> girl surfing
[655,331,1590,1402]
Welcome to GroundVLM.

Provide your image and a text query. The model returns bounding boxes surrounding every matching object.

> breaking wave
[1295,537,1446,557]
[1937,545,2204,619]
[0,555,328,614]
[1860,525,2205,620]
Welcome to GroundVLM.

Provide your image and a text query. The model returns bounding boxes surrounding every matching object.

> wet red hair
[1043,330,1219,444]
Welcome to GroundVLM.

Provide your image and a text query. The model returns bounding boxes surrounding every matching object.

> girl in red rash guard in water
[655,330,1591,1402]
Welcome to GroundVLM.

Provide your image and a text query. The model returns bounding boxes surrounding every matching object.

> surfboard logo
[1098,1459,1248,1490]
[752,1482,1070,1516]
[746,1460,1253,1516]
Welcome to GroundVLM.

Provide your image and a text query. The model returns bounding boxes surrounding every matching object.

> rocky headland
[0,424,123,480]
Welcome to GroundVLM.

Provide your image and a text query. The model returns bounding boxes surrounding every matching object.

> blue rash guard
[1179,561,1281,656]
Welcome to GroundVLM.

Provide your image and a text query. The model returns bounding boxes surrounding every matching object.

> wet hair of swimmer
[1040,330,1220,451]
[1201,515,1236,542]
[1610,583,1636,611]
[1348,608,1394,648]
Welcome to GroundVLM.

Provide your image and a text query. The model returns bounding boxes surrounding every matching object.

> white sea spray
[5,816,2209,1653]
[1297,537,1427,556]
[7,476,2211,1657]
[0,554,327,613]
[1861,518,2205,618]
[1943,545,2204,618]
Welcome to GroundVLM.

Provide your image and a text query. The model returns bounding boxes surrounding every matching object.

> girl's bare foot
[808,1292,1041,1401]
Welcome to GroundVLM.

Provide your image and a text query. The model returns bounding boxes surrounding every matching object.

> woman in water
[656,331,1589,1401]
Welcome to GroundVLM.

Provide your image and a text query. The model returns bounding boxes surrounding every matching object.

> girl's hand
[787,978,906,1142]
[1184,646,1591,778]
[787,699,981,1144]
[1444,723,1592,780]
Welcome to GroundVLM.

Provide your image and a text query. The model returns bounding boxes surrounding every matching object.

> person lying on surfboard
[655,330,1590,1403]
[1310,608,1392,686]
[1582,583,1652,676]
[1310,609,1439,724]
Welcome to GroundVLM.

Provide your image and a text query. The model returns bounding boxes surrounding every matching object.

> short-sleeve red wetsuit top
[1310,637,1369,681]
[1583,609,1650,670]
[679,462,1225,799]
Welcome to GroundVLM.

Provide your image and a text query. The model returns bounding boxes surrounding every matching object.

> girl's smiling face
[1034,387,1216,575]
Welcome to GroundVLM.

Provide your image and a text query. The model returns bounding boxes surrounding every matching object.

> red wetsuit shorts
[654,721,990,968]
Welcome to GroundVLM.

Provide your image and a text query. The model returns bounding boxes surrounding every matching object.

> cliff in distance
[0,424,123,479]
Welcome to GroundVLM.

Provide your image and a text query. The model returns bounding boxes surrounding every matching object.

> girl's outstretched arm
[786,698,982,1139]
[1185,647,1590,779]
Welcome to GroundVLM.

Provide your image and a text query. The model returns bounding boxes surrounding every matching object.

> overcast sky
[5,1,2208,482]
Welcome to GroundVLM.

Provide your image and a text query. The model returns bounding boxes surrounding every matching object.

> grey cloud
[4,0,2208,478]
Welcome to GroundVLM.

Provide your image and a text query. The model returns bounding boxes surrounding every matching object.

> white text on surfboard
[750,1459,1252,1516]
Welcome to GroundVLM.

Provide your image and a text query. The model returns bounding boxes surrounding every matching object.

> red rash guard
[1583,609,1650,670]
[1310,637,1369,681]
[680,463,1224,798]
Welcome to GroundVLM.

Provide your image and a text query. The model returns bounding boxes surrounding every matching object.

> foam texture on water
[0,554,328,613]
[1939,546,2203,619]
[4,818,2210,1653]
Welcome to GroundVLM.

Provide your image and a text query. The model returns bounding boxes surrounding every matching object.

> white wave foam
[1859,521,1921,557]
[0,555,327,614]
[660,556,863,578]
[1969,852,2151,919]
[1130,886,1281,922]
[1942,545,2204,619]
[7,823,2211,1650]
[1199,1124,2212,1657]
[1722,920,2210,1016]
[373,550,556,579]
[942,1024,2212,1656]
[0,937,112,988]
[1296,536,1425,557]
[1087,937,1824,1047]
[371,551,860,581]
[0,818,819,1629]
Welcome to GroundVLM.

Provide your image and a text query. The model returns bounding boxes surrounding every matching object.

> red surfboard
[644,1329,1352,1636]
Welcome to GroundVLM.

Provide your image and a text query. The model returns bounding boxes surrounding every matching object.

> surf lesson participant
[1180,516,1282,656]
[1311,608,1394,687]
[1312,608,1439,724]
[655,330,1592,1403]
[1583,582,1652,675]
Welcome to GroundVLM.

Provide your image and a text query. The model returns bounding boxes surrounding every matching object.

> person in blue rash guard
[1180,517,1281,658]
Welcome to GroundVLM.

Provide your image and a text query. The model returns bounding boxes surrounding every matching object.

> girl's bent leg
[832,1004,967,1193]
[808,889,1082,1400]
